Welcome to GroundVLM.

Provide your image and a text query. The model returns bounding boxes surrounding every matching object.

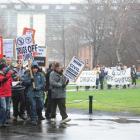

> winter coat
[21,71,46,98]
[49,71,67,99]
[0,70,12,97]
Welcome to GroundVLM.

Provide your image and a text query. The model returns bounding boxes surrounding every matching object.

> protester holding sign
[93,65,101,89]
[49,62,71,124]
[22,61,46,125]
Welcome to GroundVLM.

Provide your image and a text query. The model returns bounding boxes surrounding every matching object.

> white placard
[64,56,85,82]
[36,47,46,57]
[16,34,37,61]
[3,39,14,58]
[76,71,96,86]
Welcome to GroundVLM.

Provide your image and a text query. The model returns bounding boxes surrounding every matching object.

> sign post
[0,36,3,58]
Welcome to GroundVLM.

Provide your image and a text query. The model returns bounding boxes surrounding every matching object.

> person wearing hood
[21,61,46,125]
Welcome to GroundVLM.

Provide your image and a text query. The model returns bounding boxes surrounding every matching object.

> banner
[16,34,37,61]
[106,67,131,86]
[76,71,96,86]
[0,36,3,58]
[64,56,85,82]
[3,39,14,58]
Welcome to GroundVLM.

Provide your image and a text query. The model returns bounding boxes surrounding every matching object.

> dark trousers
[51,98,68,120]
[12,92,25,117]
[99,78,104,89]
[45,89,52,119]
[132,77,136,85]
[96,78,99,89]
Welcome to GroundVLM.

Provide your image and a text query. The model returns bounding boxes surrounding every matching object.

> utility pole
[62,17,66,68]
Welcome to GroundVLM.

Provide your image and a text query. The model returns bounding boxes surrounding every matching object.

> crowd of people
[0,57,138,128]
[0,57,71,127]
[92,64,137,90]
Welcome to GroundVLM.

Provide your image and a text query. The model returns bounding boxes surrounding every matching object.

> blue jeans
[0,97,11,125]
[28,96,44,122]
[0,97,7,125]
[5,97,11,119]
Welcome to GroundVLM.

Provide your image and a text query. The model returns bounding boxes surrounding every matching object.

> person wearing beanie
[21,61,46,125]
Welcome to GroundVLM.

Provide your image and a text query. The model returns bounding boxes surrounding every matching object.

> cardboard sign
[23,27,35,42]
[3,39,14,58]
[36,47,46,57]
[76,71,96,86]
[0,36,3,58]
[34,57,46,66]
[106,67,131,86]
[64,56,85,82]
[16,34,37,61]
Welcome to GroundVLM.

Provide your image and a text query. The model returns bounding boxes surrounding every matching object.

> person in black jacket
[44,63,55,120]
[99,66,106,89]
[131,65,137,86]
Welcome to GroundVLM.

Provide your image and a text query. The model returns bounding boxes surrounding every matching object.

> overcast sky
[0,0,84,4]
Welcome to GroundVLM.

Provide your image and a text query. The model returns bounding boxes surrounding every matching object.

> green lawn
[66,88,140,114]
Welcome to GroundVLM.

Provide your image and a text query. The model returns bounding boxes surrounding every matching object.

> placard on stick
[64,56,85,82]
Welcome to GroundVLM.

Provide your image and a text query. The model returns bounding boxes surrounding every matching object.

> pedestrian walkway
[0,112,140,140]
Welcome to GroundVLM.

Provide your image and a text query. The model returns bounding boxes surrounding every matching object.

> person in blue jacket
[22,61,46,125]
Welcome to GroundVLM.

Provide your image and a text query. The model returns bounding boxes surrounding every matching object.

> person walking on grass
[49,62,71,124]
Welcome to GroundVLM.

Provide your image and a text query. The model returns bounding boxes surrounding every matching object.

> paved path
[1,113,140,140]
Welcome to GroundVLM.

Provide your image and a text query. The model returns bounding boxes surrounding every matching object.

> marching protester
[44,63,55,120]
[37,67,46,120]
[0,58,13,127]
[12,61,26,122]
[49,62,71,124]
[131,65,137,87]
[22,61,46,125]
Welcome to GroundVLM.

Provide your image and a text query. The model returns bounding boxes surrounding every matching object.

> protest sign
[34,57,46,66]
[16,34,37,61]
[64,56,85,82]
[23,27,35,42]
[3,39,14,58]
[106,67,131,86]
[0,36,3,58]
[36,47,46,57]
[76,71,96,86]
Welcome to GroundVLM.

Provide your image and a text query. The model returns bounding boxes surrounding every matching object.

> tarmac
[0,110,140,140]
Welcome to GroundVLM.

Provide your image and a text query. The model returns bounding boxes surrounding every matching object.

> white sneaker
[60,117,71,124]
